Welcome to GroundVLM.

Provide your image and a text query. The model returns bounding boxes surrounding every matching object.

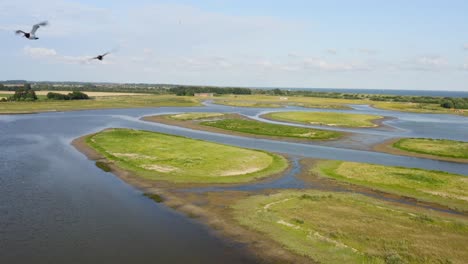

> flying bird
[15,21,48,40]
[91,52,110,61]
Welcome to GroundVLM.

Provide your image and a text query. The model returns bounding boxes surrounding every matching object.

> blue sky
[1,0,467,90]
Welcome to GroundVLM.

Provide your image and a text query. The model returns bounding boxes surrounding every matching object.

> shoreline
[373,138,468,164]
[71,132,310,263]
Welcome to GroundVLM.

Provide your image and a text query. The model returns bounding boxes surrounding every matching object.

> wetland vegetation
[0,94,200,114]
[312,160,468,211]
[264,111,384,128]
[200,118,342,140]
[233,190,468,264]
[393,138,468,160]
[85,128,288,184]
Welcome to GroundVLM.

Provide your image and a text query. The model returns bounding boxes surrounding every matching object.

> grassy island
[233,190,468,264]
[200,118,341,140]
[264,111,384,128]
[393,138,468,160]
[312,161,468,211]
[85,128,287,184]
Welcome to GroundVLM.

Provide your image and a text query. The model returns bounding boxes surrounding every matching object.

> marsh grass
[313,160,468,211]
[393,138,468,159]
[86,129,288,184]
[200,118,341,140]
[213,95,357,109]
[168,112,225,120]
[0,95,200,114]
[264,111,383,127]
[233,190,468,264]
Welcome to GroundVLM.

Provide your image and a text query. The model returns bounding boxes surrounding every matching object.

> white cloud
[402,55,449,71]
[326,49,337,55]
[23,46,112,65]
[302,58,371,71]
[464,44,468,50]
[356,48,377,55]
[23,46,57,58]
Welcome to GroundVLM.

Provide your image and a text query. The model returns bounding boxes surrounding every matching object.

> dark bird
[16,21,48,40]
[91,52,110,61]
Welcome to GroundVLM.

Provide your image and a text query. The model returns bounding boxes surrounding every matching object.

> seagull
[16,21,48,40]
[91,52,110,61]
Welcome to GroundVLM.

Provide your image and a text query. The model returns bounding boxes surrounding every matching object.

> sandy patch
[424,191,468,202]
[141,164,178,173]
[295,132,317,137]
[221,167,262,176]
[111,152,156,160]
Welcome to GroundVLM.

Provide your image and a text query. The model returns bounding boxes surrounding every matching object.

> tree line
[0,84,89,102]
[1,83,467,109]
[47,91,89,100]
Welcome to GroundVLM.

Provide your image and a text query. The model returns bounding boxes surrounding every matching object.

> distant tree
[272,88,284,95]
[47,92,70,100]
[0,84,4,90]
[68,91,89,100]
[8,84,37,101]
[441,101,454,109]
[47,91,89,100]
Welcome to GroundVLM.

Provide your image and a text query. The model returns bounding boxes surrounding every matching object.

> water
[1,104,467,263]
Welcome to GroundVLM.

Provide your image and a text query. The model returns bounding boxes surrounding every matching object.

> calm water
[1,104,467,263]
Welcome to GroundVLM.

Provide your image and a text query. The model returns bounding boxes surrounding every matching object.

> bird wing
[31,21,48,34]
[15,30,26,35]
[101,52,110,57]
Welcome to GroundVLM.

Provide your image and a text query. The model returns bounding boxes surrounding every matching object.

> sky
[0,0,467,91]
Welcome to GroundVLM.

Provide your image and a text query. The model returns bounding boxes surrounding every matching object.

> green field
[264,111,383,127]
[213,100,282,108]
[0,95,200,114]
[393,138,468,159]
[168,112,225,120]
[372,101,467,115]
[200,118,342,140]
[233,190,468,264]
[212,95,467,115]
[86,129,287,183]
[312,161,468,211]
[213,95,353,109]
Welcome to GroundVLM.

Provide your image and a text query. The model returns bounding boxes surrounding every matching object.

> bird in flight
[16,21,48,40]
[91,52,110,61]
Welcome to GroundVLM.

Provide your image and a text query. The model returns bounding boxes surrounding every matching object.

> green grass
[86,128,288,184]
[313,160,468,211]
[233,190,468,264]
[168,112,225,120]
[200,118,342,140]
[213,95,354,109]
[393,138,468,159]
[265,111,383,127]
[372,101,467,115]
[213,100,282,108]
[0,95,200,114]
